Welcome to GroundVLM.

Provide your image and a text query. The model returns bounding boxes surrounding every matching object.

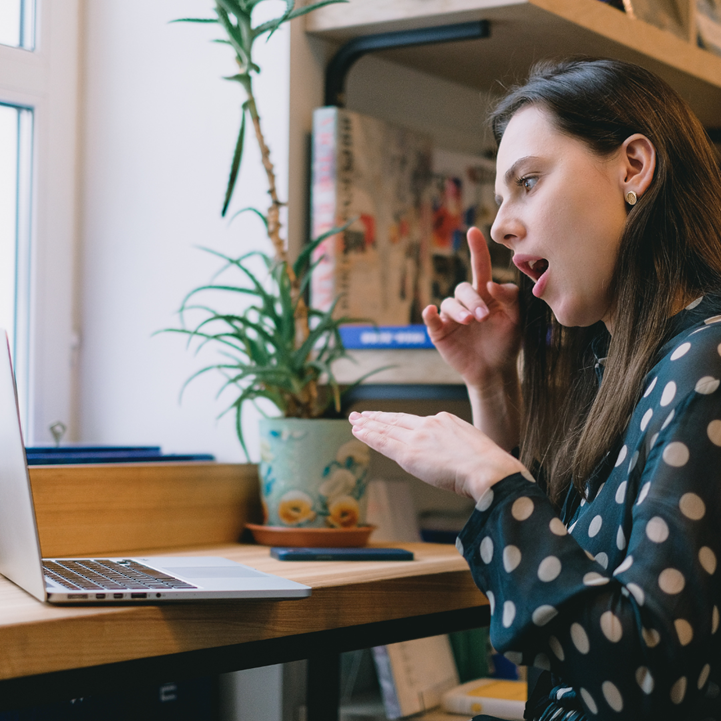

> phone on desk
[270,547,414,561]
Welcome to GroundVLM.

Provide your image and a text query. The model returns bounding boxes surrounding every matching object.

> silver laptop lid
[0,331,46,601]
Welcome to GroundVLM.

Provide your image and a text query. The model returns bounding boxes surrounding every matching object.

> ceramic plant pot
[258,418,371,528]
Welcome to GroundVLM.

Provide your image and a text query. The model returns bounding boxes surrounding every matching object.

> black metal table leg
[306,650,341,721]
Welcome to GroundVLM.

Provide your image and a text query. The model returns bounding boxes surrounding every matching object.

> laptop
[0,333,311,604]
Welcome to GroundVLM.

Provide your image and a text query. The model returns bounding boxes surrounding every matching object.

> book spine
[442,693,526,718]
[338,324,433,349]
[310,106,341,314]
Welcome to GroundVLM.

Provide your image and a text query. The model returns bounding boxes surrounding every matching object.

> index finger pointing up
[467,227,494,300]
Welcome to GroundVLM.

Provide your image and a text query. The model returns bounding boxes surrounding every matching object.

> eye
[518,175,538,191]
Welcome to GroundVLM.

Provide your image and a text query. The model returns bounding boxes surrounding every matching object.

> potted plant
[165,0,379,534]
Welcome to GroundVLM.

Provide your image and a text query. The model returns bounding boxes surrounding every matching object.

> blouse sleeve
[458,383,721,720]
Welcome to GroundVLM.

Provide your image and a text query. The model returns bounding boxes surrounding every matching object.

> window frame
[0,0,81,442]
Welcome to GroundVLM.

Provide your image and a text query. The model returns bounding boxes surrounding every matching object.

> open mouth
[513,255,549,282]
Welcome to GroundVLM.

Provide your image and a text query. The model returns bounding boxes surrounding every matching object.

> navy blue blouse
[458,295,721,720]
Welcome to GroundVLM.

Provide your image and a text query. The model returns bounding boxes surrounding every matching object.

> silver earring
[625,191,638,206]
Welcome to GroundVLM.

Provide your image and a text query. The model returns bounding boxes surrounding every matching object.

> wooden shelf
[306,0,721,127]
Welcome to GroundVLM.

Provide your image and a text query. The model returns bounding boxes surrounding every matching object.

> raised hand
[348,410,529,501]
[423,227,521,390]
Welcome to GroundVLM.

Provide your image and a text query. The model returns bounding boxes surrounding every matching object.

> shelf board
[306,0,721,127]
[333,349,464,385]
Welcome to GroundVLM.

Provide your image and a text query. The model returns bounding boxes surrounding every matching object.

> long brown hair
[490,58,721,503]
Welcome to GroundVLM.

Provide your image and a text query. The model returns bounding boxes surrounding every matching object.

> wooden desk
[0,463,489,719]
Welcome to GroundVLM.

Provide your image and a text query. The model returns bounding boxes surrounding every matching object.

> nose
[490,203,524,250]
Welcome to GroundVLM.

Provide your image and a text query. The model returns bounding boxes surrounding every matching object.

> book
[310,106,433,328]
[25,446,215,465]
[441,677,527,719]
[372,635,460,719]
[338,324,433,349]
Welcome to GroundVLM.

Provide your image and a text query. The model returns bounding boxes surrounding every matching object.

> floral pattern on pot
[259,419,370,528]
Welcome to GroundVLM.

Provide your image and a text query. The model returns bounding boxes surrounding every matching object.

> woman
[349,57,721,720]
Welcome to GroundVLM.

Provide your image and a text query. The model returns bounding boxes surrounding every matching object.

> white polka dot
[636,666,654,694]
[486,590,495,614]
[521,468,536,483]
[663,442,689,467]
[614,555,634,575]
[708,419,721,446]
[602,681,623,712]
[595,482,606,499]
[627,583,645,606]
[585,550,595,561]
[504,650,522,665]
[511,496,534,521]
[549,636,564,661]
[686,297,703,310]
[502,600,516,627]
[646,516,669,543]
[455,537,464,556]
[662,409,675,429]
[696,376,720,395]
[600,611,623,642]
[616,526,626,550]
[595,552,609,569]
[642,627,660,647]
[588,515,603,538]
[643,377,657,397]
[706,314,721,324]
[637,482,651,505]
[719,342,721,356]
[568,521,578,534]
[476,488,494,511]
[713,606,719,633]
[615,481,627,504]
[700,546,717,574]
[659,568,686,594]
[670,676,687,705]
[532,604,558,626]
[629,451,639,472]
[503,545,522,573]
[680,492,706,520]
[649,432,659,449]
[533,653,551,671]
[580,496,587,507]
[571,623,590,654]
[538,556,562,582]
[661,381,677,406]
[671,342,691,360]
[480,536,494,564]
[640,408,653,431]
[615,445,628,467]
[698,664,711,690]
[549,518,567,536]
[580,688,598,715]
[675,618,694,646]
[583,572,610,586]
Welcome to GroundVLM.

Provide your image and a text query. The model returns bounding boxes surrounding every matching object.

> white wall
[78,0,290,461]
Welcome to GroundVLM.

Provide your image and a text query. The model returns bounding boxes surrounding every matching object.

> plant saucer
[246,523,374,548]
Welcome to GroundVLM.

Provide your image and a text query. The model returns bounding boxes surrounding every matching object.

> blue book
[339,325,434,349]
[25,446,215,465]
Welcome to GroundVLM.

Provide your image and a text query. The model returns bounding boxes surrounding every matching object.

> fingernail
[349,411,359,420]
[475,307,488,320]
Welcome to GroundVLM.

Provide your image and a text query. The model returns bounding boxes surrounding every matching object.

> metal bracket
[324,20,491,107]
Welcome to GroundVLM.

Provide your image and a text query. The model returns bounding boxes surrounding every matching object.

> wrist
[462,456,531,503]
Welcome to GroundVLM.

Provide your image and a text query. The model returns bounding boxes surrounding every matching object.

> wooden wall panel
[28,463,262,557]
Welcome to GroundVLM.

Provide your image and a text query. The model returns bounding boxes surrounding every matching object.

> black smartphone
[270,547,414,561]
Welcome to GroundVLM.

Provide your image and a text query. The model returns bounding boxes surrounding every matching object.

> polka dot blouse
[457,295,721,720]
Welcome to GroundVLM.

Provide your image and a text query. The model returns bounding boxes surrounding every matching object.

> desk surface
[0,541,487,685]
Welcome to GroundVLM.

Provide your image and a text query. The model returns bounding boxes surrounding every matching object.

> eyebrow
[495,155,543,205]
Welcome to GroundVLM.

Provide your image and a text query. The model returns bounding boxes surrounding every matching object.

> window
[0,0,80,441]
[0,102,33,390]
[0,0,35,49]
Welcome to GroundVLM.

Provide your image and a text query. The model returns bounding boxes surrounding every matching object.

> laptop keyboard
[42,559,198,591]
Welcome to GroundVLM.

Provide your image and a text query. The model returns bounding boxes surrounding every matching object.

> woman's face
[491,104,629,330]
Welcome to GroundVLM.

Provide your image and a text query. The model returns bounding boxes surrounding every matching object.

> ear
[620,134,656,199]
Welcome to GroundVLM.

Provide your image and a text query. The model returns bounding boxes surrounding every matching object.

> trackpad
[170,566,266,579]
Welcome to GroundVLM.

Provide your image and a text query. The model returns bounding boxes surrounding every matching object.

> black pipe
[324,20,490,107]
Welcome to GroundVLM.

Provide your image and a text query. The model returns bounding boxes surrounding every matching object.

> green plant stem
[239,72,318,416]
